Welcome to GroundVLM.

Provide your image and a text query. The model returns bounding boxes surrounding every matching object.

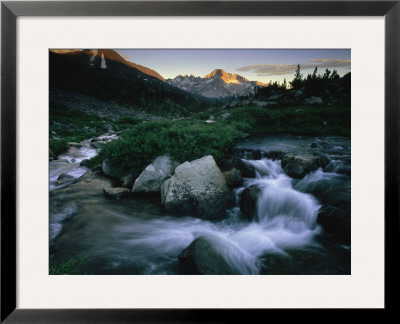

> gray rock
[220,111,231,120]
[52,159,69,163]
[303,96,323,105]
[263,150,286,161]
[102,159,131,179]
[240,184,262,221]
[318,200,351,244]
[178,236,238,275]
[293,90,303,98]
[80,159,89,167]
[161,155,231,219]
[281,154,330,179]
[268,93,284,100]
[218,156,256,178]
[132,155,179,194]
[103,187,131,200]
[67,142,83,148]
[56,173,75,185]
[57,173,74,181]
[121,174,134,188]
[223,168,243,188]
[253,101,268,107]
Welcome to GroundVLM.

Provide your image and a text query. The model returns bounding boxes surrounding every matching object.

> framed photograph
[1,0,399,322]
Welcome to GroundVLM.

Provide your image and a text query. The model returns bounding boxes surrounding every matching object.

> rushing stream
[49,134,351,275]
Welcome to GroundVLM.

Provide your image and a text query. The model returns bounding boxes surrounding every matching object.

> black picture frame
[1,0,399,322]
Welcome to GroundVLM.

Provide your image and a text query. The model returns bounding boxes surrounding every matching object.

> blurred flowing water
[49,135,351,275]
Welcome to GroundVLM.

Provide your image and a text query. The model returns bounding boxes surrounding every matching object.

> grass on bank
[50,102,350,178]
[226,105,350,136]
[49,254,87,275]
[49,102,142,155]
[86,119,243,178]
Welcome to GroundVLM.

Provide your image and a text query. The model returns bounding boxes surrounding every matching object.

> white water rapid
[50,135,350,275]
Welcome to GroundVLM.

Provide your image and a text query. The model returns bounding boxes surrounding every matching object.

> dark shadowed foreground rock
[218,156,256,178]
[263,150,286,161]
[161,155,231,219]
[240,184,262,221]
[103,187,131,200]
[132,155,179,194]
[121,174,134,188]
[281,154,330,179]
[178,236,237,275]
[318,201,351,244]
[223,168,243,188]
[101,159,131,179]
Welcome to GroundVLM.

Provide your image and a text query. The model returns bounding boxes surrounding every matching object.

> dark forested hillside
[49,49,213,117]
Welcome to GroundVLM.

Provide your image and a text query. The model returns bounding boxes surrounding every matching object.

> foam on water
[81,158,323,274]
[49,134,117,191]
[49,135,350,275]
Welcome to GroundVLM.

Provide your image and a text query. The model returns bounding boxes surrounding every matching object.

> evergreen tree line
[255,64,349,100]
[290,64,341,92]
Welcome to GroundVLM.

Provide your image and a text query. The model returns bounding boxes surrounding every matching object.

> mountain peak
[168,69,265,99]
[204,69,228,78]
[204,68,250,85]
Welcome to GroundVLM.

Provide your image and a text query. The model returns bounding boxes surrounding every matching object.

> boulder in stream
[223,168,243,189]
[132,155,179,194]
[281,153,330,179]
[103,187,131,200]
[102,159,131,179]
[240,184,262,221]
[80,159,89,167]
[161,155,231,219]
[178,236,238,275]
[56,173,75,185]
[218,156,256,178]
[317,201,351,244]
[121,174,134,189]
[67,142,83,148]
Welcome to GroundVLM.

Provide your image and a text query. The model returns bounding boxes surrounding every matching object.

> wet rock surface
[178,236,238,275]
[161,156,231,219]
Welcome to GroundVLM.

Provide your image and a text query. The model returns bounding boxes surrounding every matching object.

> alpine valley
[49,49,351,276]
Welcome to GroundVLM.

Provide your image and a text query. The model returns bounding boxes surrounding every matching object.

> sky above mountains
[117,49,351,84]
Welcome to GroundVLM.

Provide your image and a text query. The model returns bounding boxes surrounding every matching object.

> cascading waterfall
[50,155,322,275]
[50,135,350,275]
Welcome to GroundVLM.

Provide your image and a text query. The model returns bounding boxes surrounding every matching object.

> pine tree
[323,68,331,79]
[290,64,303,89]
[330,69,340,80]
[312,66,318,80]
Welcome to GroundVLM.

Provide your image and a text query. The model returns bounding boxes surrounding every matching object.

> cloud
[237,59,351,76]
[304,59,351,69]
[237,64,297,76]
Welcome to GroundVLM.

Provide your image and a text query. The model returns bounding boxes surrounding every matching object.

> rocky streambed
[49,134,351,275]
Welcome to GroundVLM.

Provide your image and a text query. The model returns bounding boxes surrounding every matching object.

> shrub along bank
[50,102,350,178]
[87,119,243,178]
[49,102,142,155]
[87,104,349,178]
